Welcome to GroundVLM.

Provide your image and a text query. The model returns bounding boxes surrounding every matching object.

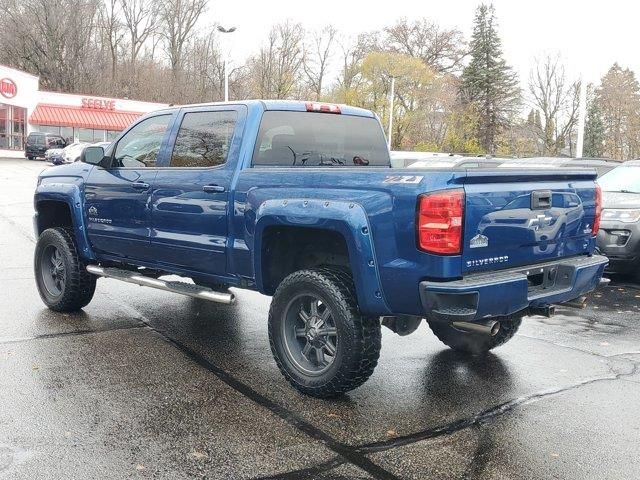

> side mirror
[81,146,105,165]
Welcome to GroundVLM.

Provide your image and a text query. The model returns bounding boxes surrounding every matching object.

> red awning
[29,104,142,131]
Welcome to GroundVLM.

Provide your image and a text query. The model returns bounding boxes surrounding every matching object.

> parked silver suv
[597,161,640,278]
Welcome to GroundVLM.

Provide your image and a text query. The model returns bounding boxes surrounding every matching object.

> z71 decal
[383,175,424,184]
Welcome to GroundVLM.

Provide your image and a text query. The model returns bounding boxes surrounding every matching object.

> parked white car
[45,147,65,164]
[61,142,90,164]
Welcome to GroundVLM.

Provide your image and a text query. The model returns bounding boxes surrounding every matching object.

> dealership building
[0,64,167,157]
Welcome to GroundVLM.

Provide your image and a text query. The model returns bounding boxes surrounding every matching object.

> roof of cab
[149,99,375,118]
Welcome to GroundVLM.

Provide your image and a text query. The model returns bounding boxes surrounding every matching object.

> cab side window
[170,111,237,168]
[113,115,171,168]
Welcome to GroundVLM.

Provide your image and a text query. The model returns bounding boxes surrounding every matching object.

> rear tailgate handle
[203,184,225,193]
[531,190,552,209]
[131,182,150,190]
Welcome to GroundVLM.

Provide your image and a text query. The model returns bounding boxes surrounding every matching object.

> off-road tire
[34,227,96,312]
[427,315,522,355]
[268,268,381,398]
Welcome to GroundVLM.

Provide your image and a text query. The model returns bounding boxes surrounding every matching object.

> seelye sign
[0,78,17,99]
[81,97,116,111]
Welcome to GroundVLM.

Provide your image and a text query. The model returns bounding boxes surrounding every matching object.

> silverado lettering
[466,256,509,267]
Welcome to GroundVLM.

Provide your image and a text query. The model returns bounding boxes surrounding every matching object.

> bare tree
[98,0,125,84]
[158,0,208,81]
[119,0,157,76]
[384,18,467,73]
[0,0,101,92]
[247,21,305,99]
[529,55,580,155]
[303,26,337,100]
[182,31,225,102]
[333,32,377,99]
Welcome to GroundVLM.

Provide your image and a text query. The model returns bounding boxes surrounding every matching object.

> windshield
[252,111,390,167]
[598,165,640,193]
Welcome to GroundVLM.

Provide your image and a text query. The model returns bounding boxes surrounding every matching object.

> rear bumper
[419,254,608,322]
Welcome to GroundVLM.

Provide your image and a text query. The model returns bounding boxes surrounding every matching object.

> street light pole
[576,75,587,158]
[217,25,237,102]
[387,76,395,149]
[224,58,229,102]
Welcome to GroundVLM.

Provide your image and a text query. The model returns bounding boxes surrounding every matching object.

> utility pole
[576,76,587,157]
[387,76,396,149]
[217,25,237,102]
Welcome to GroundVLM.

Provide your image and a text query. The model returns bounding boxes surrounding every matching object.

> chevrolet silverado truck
[33,100,608,397]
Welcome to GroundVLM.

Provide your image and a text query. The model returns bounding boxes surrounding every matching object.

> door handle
[203,184,225,193]
[131,182,150,190]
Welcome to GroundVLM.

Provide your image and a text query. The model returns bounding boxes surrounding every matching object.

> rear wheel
[34,227,96,312]
[268,268,381,397]
[427,316,522,355]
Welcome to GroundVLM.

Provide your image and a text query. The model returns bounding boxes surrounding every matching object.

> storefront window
[60,127,74,144]
[91,129,105,142]
[78,128,94,142]
[106,130,120,141]
[0,105,6,149]
[0,103,27,150]
[32,125,60,135]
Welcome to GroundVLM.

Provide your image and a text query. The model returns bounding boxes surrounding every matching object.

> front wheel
[268,268,381,398]
[34,227,96,312]
[427,316,522,355]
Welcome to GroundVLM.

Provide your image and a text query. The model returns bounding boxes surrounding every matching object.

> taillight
[305,102,341,114]
[417,189,465,255]
[593,184,602,236]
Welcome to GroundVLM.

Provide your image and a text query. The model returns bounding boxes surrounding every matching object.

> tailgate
[459,170,598,274]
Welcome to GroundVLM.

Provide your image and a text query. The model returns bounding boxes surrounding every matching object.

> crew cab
[32,100,607,397]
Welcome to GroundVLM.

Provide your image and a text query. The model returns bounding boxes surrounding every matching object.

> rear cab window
[252,111,390,167]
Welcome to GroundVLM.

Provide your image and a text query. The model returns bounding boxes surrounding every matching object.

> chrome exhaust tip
[490,321,501,336]
[451,320,501,336]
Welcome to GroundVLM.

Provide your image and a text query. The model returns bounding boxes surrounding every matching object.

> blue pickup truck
[33,100,607,397]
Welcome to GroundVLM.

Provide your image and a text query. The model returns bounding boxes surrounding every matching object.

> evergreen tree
[527,109,535,126]
[583,100,605,158]
[534,110,542,130]
[460,4,520,153]
[596,63,640,160]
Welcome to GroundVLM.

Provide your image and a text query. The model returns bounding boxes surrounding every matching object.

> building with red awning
[0,64,167,157]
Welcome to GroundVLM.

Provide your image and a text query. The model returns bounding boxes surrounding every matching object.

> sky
[214,0,640,86]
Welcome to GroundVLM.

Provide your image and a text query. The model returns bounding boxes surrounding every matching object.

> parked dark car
[596,161,640,278]
[25,132,67,160]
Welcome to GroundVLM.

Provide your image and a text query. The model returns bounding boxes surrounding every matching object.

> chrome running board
[86,265,235,304]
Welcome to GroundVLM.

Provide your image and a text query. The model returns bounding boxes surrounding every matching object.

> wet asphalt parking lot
[0,158,639,479]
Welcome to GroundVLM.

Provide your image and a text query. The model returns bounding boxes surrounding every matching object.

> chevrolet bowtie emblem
[528,214,552,231]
